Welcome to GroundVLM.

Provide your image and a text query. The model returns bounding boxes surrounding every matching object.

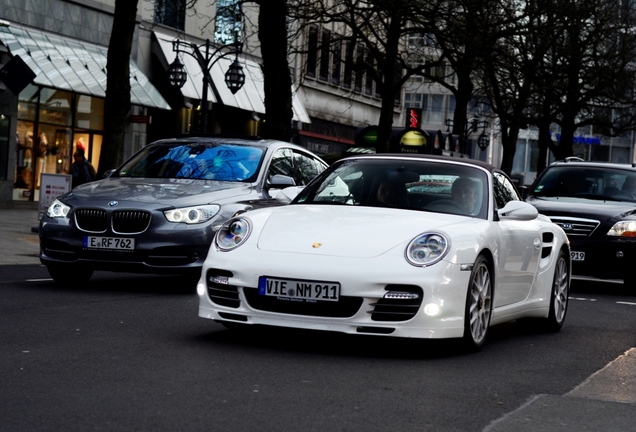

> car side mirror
[497,200,538,221]
[267,174,296,189]
[102,169,116,179]
[275,186,304,204]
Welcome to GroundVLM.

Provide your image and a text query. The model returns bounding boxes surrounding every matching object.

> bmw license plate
[84,236,135,251]
[258,276,340,302]
[571,251,585,261]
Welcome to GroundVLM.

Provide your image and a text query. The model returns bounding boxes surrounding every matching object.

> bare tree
[289,0,424,153]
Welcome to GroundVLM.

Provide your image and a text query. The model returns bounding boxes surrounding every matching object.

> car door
[493,171,541,306]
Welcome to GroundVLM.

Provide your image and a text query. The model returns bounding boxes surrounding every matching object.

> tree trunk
[99,0,138,177]
[258,0,293,142]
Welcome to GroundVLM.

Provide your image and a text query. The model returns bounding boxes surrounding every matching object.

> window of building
[429,95,444,124]
[331,38,342,85]
[306,25,319,79]
[364,52,374,96]
[319,29,331,81]
[214,0,242,45]
[154,0,185,31]
[342,40,353,89]
[405,93,423,109]
[354,43,365,92]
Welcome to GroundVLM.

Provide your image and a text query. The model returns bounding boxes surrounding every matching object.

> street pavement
[0,205,635,431]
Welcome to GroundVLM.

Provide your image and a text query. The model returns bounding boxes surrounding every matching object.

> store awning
[0,22,171,110]
[153,31,310,123]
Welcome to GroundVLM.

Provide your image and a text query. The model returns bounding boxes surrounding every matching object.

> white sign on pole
[38,173,72,220]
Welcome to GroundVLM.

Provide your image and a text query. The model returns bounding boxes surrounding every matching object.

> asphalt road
[1,265,635,432]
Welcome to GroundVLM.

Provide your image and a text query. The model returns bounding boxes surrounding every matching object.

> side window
[493,172,520,209]
[293,151,327,185]
[268,148,295,181]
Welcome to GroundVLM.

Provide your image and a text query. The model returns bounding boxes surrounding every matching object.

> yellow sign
[400,130,427,147]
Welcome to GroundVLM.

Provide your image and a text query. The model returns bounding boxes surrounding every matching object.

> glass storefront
[13,85,104,201]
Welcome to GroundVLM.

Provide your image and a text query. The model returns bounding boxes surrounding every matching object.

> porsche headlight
[164,205,220,224]
[215,217,252,251]
[607,221,636,237]
[46,199,70,218]
[405,233,449,267]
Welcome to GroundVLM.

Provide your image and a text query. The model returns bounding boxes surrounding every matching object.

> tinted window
[532,166,636,202]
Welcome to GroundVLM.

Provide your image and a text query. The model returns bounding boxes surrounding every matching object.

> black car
[39,136,328,285]
[525,159,636,287]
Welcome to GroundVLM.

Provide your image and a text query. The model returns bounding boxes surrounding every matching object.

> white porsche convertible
[197,154,571,349]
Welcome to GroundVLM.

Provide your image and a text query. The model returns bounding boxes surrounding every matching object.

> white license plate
[258,276,340,302]
[83,236,135,251]
[571,251,585,261]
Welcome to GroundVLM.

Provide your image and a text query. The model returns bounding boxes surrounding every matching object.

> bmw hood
[255,205,472,258]
[65,177,253,207]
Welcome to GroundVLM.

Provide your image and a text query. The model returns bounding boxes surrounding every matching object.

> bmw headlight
[405,233,449,267]
[46,199,70,218]
[164,205,220,224]
[607,221,636,237]
[215,217,252,251]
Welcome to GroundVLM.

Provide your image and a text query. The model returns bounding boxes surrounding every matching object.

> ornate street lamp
[166,38,244,133]
[166,58,187,88]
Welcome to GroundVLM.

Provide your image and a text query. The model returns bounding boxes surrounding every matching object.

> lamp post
[445,117,490,152]
[166,38,245,134]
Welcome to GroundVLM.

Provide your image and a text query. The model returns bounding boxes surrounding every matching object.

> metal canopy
[0,22,171,110]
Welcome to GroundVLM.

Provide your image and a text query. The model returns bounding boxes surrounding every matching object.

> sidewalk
[0,205,41,265]
[0,207,635,431]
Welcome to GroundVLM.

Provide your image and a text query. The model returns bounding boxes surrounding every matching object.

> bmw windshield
[117,142,264,182]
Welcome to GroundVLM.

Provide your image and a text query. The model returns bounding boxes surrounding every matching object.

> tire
[462,255,492,350]
[46,263,93,286]
[543,248,569,332]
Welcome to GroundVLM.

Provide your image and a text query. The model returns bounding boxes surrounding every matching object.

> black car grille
[243,288,364,318]
[370,285,424,322]
[75,209,151,234]
[75,209,108,232]
[112,211,152,234]
[549,217,599,237]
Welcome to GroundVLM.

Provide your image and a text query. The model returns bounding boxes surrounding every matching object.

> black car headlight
[164,204,220,224]
[607,221,636,237]
[405,233,449,267]
[215,217,252,251]
[46,199,70,218]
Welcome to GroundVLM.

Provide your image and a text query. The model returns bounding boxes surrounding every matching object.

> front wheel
[543,249,569,331]
[462,255,492,350]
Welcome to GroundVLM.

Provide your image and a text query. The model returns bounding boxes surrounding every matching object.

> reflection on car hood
[526,196,636,221]
[68,177,253,207]
[256,205,469,258]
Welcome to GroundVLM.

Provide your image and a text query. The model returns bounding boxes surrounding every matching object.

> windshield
[531,166,636,203]
[293,158,489,219]
[117,142,264,181]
